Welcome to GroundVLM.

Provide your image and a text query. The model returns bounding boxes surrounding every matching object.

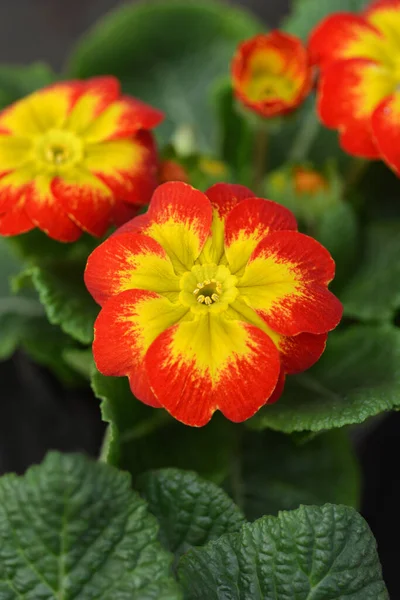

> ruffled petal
[364,0,400,46]
[82,96,163,143]
[371,92,400,174]
[224,198,298,275]
[0,165,36,212]
[199,183,254,264]
[85,232,180,306]
[0,82,83,135]
[52,167,114,237]
[145,314,280,426]
[84,130,158,206]
[237,230,342,336]
[65,76,121,134]
[24,174,82,242]
[0,202,34,235]
[93,289,188,408]
[308,13,388,68]
[317,57,393,158]
[137,182,212,273]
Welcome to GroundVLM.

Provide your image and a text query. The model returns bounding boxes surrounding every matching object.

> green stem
[288,107,320,163]
[343,158,369,197]
[252,125,268,195]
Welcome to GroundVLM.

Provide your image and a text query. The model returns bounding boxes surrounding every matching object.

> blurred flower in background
[0,76,163,241]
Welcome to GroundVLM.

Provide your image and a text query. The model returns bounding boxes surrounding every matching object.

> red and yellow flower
[231,31,313,118]
[85,182,342,427]
[309,0,400,172]
[0,76,163,241]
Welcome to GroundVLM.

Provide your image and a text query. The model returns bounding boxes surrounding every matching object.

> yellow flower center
[179,264,238,315]
[34,129,83,172]
[193,279,222,305]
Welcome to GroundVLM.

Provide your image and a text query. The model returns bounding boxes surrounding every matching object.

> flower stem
[288,106,320,163]
[252,125,268,195]
[343,158,369,197]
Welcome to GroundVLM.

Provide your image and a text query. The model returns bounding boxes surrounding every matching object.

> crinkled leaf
[67,0,262,151]
[92,370,237,484]
[227,429,360,520]
[341,222,400,322]
[137,468,245,563]
[27,261,98,345]
[249,325,400,433]
[0,451,181,599]
[178,504,388,599]
[284,0,368,40]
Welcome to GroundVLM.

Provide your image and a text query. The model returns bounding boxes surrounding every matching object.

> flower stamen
[193,278,222,304]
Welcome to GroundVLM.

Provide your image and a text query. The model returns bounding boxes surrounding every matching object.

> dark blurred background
[0,0,290,69]
[1,1,399,598]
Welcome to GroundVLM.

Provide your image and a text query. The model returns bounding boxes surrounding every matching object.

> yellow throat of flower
[34,129,83,172]
[179,263,238,315]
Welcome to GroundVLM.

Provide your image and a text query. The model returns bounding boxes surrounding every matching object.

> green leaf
[249,324,400,433]
[0,63,55,108]
[137,468,245,563]
[227,429,360,520]
[313,201,360,292]
[341,222,400,322]
[284,0,368,40]
[0,451,181,599]
[27,261,98,345]
[67,0,262,151]
[178,504,388,600]
[92,370,238,483]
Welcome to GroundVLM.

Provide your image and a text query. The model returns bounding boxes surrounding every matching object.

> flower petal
[0,82,83,135]
[237,230,342,336]
[82,96,164,143]
[308,13,387,68]
[199,183,254,264]
[205,183,255,219]
[84,130,158,206]
[0,165,36,212]
[268,369,285,404]
[145,314,280,426]
[113,201,140,227]
[371,92,400,174]
[364,0,400,45]
[138,182,212,273]
[232,31,312,118]
[66,76,120,134]
[317,57,393,158]
[0,202,33,235]
[52,167,114,237]
[273,330,328,374]
[85,232,180,306]
[0,135,33,171]
[225,198,298,275]
[93,289,188,408]
[24,174,82,242]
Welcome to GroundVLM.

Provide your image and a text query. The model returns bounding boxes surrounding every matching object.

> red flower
[85,182,342,427]
[231,31,313,118]
[309,0,400,171]
[0,76,163,241]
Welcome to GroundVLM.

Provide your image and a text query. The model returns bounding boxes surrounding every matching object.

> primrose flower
[309,0,400,172]
[0,76,163,241]
[85,182,342,427]
[293,166,329,196]
[231,31,313,118]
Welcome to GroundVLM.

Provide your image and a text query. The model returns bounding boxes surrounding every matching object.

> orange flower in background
[85,182,342,427]
[159,160,189,184]
[309,0,400,172]
[231,31,313,118]
[293,166,329,196]
[0,76,163,241]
